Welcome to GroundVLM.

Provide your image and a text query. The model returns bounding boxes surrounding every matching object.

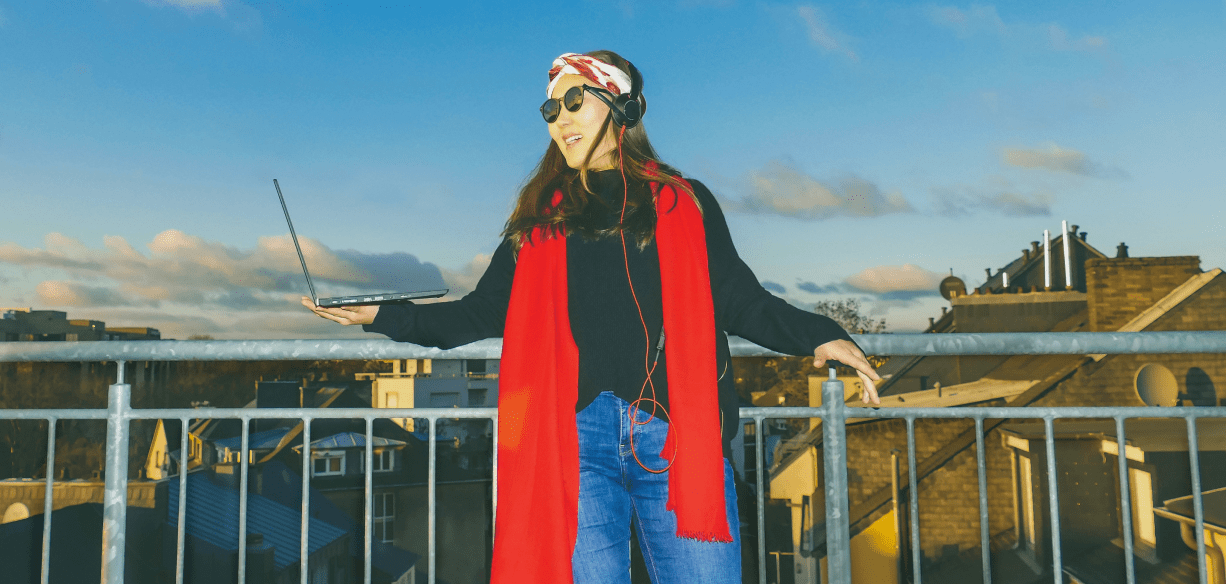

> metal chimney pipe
[1002,271,1009,289]
[1043,229,1052,290]
[1062,220,1073,290]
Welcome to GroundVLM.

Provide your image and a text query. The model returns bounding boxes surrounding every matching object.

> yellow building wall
[374,377,416,431]
[821,509,899,584]
[809,375,869,430]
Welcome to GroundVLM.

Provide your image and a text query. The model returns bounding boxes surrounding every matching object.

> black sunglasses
[540,84,615,123]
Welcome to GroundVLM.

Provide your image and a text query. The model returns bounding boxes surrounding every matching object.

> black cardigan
[364,170,853,458]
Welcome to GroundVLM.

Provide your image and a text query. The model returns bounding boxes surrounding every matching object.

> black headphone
[590,60,646,130]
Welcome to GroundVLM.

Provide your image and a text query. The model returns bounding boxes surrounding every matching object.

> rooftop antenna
[1043,229,1052,291]
[1061,220,1073,290]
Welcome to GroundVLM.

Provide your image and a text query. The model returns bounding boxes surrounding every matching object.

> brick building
[766,226,1226,583]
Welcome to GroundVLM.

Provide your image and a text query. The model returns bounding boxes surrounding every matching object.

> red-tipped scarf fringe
[490,176,731,584]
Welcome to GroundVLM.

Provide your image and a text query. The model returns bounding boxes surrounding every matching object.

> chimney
[1086,255,1200,331]
[1031,241,1040,255]
[1079,231,1088,242]
[1116,243,1129,259]
[257,380,303,408]
[928,317,935,328]
[245,533,277,584]
[255,380,304,433]
[1043,230,1052,290]
[1062,220,1073,290]
[985,268,992,280]
[211,463,240,488]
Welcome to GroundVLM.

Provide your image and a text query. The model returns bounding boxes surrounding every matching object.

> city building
[0,308,160,341]
[357,359,499,445]
[0,503,164,583]
[181,377,489,584]
[167,470,356,584]
[763,223,1226,583]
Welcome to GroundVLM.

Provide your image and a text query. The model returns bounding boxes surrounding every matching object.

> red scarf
[490,176,732,583]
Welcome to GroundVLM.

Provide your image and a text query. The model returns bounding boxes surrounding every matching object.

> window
[386,392,398,408]
[467,388,487,407]
[373,449,393,472]
[374,492,395,543]
[358,450,394,473]
[466,359,486,375]
[312,451,345,477]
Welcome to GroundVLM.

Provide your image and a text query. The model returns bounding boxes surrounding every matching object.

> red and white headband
[546,53,633,98]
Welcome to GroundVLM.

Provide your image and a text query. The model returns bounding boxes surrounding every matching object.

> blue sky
[1,1,1223,339]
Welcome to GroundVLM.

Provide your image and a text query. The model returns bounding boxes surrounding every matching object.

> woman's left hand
[814,339,882,405]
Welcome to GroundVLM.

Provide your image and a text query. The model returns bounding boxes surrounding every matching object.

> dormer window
[359,449,395,473]
[375,449,393,472]
[312,450,345,477]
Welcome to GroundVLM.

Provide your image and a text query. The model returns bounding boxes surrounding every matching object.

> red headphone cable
[616,125,676,474]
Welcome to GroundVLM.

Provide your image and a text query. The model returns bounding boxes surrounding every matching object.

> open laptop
[274,179,448,307]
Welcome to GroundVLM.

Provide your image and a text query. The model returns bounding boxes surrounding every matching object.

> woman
[304,50,881,584]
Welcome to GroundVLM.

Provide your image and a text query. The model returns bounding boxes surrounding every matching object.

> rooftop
[167,472,347,570]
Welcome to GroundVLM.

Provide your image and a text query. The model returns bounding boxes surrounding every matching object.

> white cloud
[723,160,913,220]
[926,4,1006,37]
[846,264,945,296]
[933,183,1052,217]
[140,0,263,31]
[927,5,1107,51]
[438,253,493,298]
[1002,143,1127,178]
[142,0,225,14]
[1047,23,1107,51]
[0,230,456,338]
[797,5,858,61]
[37,281,138,308]
[678,0,735,7]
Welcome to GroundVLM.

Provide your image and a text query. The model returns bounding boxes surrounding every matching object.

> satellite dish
[3,503,29,524]
[940,274,966,300]
[1135,364,1178,407]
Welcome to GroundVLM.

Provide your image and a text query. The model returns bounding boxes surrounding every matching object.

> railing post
[102,361,131,584]
[822,368,851,583]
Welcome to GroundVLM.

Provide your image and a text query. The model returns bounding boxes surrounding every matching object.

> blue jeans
[572,392,741,583]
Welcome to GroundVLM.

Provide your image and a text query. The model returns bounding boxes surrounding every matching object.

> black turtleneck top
[364,170,852,458]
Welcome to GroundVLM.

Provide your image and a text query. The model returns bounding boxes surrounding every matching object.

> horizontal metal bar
[0,407,498,420]
[0,338,505,362]
[849,331,1226,357]
[4,405,1226,421]
[741,405,1226,419]
[2,331,1225,362]
[0,410,109,420]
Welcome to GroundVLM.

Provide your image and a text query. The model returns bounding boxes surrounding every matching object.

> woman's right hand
[301,297,380,326]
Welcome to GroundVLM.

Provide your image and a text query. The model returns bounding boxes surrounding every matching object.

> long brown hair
[503,50,698,249]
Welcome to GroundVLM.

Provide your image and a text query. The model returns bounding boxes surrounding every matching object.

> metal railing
[3,331,1226,584]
